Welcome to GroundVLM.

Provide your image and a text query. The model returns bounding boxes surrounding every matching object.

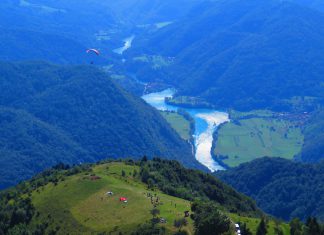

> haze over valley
[0,0,323,234]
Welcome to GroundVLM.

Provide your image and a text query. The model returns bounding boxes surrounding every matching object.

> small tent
[120,197,127,202]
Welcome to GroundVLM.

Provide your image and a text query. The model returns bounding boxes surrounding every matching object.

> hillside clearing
[31,162,194,234]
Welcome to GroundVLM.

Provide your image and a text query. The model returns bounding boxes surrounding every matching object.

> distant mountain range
[0,0,116,45]
[0,61,196,189]
[128,0,324,111]
[0,28,92,64]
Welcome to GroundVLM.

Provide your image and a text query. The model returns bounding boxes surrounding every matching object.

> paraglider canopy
[86,49,100,55]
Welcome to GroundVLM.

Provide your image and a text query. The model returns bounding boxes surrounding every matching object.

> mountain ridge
[0,61,197,189]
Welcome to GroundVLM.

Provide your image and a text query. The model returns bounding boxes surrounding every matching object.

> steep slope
[0,28,93,64]
[0,108,91,190]
[0,159,291,235]
[0,0,200,52]
[106,0,202,24]
[300,109,324,162]
[0,0,119,64]
[0,1,202,64]
[217,157,324,221]
[0,0,116,45]
[129,0,324,111]
[0,61,195,188]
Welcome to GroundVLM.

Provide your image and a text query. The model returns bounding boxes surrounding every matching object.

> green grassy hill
[0,159,292,235]
[31,162,194,234]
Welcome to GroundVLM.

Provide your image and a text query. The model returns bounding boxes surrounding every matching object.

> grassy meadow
[8,161,291,234]
[229,213,290,235]
[160,111,191,141]
[31,162,194,234]
[213,111,304,167]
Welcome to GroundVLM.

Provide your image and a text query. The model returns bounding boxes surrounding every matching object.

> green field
[230,109,276,119]
[133,55,173,69]
[214,112,304,167]
[229,214,290,235]
[160,111,191,140]
[31,162,194,235]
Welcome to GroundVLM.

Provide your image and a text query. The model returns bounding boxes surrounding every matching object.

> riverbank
[142,89,229,172]
[195,112,229,171]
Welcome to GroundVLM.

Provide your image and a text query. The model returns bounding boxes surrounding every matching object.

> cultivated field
[213,111,304,167]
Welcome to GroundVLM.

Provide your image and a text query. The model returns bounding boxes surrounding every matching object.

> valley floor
[212,110,304,167]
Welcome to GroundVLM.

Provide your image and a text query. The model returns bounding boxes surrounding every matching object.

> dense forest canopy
[217,157,324,222]
[0,61,196,189]
[300,110,324,162]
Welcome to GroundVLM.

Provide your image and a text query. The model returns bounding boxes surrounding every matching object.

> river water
[113,35,135,55]
[142,89,229,172]
[113,35,229,171]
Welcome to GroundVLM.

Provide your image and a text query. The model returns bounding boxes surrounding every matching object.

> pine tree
[306,217,321,235]
[256,218,267,235]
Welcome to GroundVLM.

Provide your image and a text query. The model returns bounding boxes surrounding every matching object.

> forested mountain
[0,28,92,64]
[106,0,201,24]
[0,0,116,45]
[0,1,117,64]
[129,0,324,111]
[0,0,202,64]
[217,157,324,222]
[0,61,195,189]
[0,0,201,47]
[0,108,91,190]
[300,109,324,162]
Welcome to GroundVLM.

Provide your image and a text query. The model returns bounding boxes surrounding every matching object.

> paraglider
[86,49,100,64]
[86,49,100,56]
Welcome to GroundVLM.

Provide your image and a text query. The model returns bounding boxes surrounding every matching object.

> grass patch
[229,213,290,235]
[133,55,173,69]
[214,111,304,167]
[230,109,275,119]
[31,162,194,234]
[160,111,191,141]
